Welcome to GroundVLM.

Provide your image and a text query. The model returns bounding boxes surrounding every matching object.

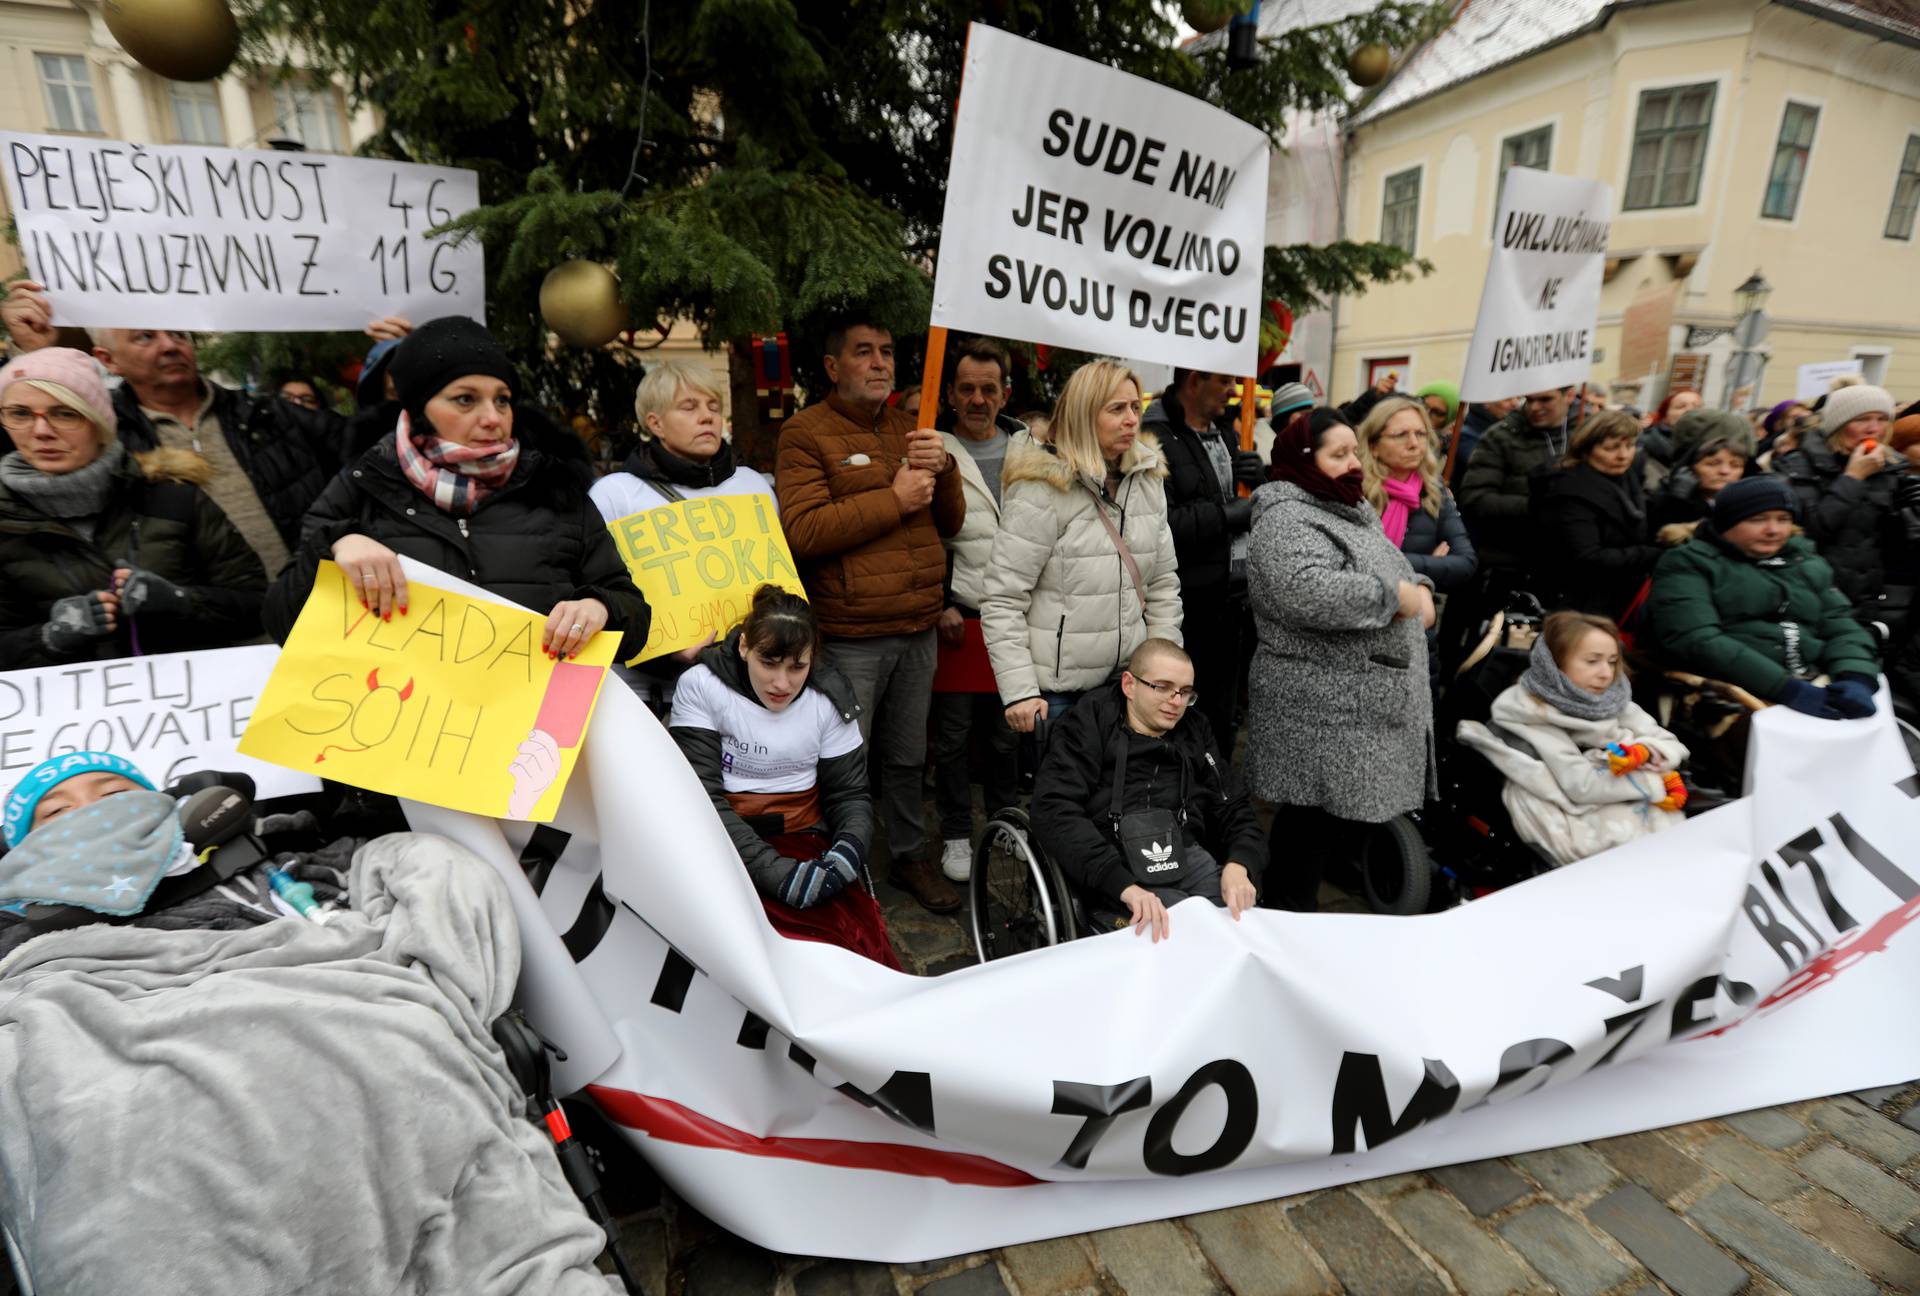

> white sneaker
[941,837,973,882]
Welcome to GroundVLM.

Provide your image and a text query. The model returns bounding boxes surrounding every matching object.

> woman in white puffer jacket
[982,359,1182,732]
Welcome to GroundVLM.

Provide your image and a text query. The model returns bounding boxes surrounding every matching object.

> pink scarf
[393,410,520,515]
[1379,472,1423,546]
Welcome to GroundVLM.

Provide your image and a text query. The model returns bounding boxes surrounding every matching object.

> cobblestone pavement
[597,866,1920,1296]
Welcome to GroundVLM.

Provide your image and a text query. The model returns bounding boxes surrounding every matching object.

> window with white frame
[169,81,225,146]
[1760,102,1818,220]
[1494,125,1552,231]
[1886,135,1920,241]
[272,82,345,152]
[1624,83,1716,210]
[36,53,102,134]
[1381,167,1421,255]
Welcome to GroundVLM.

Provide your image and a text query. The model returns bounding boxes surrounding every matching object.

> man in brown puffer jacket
[776,317,966,912]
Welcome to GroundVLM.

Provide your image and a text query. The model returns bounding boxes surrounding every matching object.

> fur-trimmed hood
[131,446,215,486]
[1001,429,1167,494]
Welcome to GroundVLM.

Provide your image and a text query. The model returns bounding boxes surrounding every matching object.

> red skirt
[759,829,902,970]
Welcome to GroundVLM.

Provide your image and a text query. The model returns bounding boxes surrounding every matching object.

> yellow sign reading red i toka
[605,492,807,665]
[239,562,618,821]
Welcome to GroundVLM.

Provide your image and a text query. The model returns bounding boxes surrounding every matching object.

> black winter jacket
[1031,682,1264,904]
[1142,392,1241,604]
[0,447,266,669]
[1398,486,1478,591]
[1775,440,1899,620]
[262,435,650,659]
[1529,464,1657,618]
[667,632,872,898]
[112,381,345,551]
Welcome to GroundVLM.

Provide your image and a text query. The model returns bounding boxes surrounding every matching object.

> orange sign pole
[1237,375,1258,496]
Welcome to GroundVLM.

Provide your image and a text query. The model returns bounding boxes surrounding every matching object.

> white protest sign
[409,669,1920,1261]
[929,24,1269,374]
[1796,360,1864,402]
[0,647,317,800]
[1460,169,1612,401]
[0,132,484,332]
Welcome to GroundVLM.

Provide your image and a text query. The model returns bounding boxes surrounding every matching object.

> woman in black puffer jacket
[1530,410,1660,619]
[264,316,647,660]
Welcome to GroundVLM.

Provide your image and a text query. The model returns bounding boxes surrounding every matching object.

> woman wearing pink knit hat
[0,347,265,668]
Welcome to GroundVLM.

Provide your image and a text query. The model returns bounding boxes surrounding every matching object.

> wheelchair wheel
[1360,815,1432,915]
[969,809,1072,962]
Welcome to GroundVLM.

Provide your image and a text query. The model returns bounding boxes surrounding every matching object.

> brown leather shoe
[892,852,963,914]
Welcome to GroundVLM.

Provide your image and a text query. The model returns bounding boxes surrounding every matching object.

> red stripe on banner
[586,1085,1042,1188]
[1698,895,1920,1039]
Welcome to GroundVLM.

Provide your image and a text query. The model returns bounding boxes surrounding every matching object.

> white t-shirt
[669,664,861,793]
[589,462,777,522]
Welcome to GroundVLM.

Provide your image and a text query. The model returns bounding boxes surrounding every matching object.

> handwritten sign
[929,23,1269,374]
[605,493,807,664]
[0,646,317,799]
[1460,168,1611,401]
[0,131,484,332]
[239,563,616,821]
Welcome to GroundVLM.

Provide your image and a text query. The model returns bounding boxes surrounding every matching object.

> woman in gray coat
[1249,408,1438,910]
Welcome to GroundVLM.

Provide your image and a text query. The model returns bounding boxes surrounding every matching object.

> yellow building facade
[1336,0,1920,409]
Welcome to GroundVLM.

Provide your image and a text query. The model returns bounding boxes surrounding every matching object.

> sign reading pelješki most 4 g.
[930,24,1269,374]
[0,131,485,331]
[1460,168,1612,401]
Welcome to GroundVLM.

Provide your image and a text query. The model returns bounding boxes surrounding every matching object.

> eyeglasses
[1134,676,1199,705]
[0,405,90,433]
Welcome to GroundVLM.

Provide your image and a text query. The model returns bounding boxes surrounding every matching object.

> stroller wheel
[1360,815,1432,915]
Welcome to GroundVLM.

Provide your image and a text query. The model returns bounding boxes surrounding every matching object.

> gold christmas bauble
[102,0,239,83]
[1181,0,1238,36]
[1347,42,1393,88]
[539,261,629,349]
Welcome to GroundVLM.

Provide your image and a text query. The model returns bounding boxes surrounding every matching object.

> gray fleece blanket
[0,832,613,1296]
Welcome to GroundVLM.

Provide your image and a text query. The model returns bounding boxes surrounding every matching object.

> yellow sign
[239,562,617,822]
[606,492,807,664]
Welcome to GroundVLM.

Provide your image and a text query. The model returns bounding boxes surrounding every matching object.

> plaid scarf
[393,411,519,515]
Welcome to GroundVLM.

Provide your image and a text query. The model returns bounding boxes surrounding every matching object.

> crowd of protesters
[5,273,1918,950]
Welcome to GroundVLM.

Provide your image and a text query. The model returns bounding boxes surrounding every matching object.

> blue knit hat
[1710,474,1799,532]
[4,752,155,848]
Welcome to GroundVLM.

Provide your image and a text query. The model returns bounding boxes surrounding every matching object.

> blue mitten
[1778,678,1840,719]
[776,855,852,909]
[1825,673,1878,719]
[820,835,864,886]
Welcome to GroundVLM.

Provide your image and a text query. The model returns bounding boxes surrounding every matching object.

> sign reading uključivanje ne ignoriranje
[930,23,1269,375]
[238,561,617,822]
[1459,168,1612,402]
[605,494,808,666]
[0,646,317,800]
[0,131,484,331]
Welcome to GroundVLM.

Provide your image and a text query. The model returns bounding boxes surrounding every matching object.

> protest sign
[928,23,1269,374]
[0,131,484,332]
[1460,169,1612,401]
[0,646,316,799]
[409,672,1920,1260]
[604,493,806,665]
[1796,359,1864,402]
[239,562,616,821]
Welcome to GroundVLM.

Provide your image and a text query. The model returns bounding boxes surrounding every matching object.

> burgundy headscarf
[1270,408,1364,506]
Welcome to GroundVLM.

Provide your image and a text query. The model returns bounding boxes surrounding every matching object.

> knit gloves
[42,593,113,654]
[1606,742,1652,776]
[117,566,190,618]
[1654,771,1688,812]
[775,837,864,910]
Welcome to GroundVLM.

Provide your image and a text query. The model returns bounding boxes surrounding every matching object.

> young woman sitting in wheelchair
[1029,638,1264,942]
[668,585,899,967]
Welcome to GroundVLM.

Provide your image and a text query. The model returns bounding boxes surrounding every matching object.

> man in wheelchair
[1030,639,1263,942]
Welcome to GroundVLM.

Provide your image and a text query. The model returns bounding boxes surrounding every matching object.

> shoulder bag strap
[1088,487,1147,615]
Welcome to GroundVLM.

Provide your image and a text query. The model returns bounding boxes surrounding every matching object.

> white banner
[929,24,1269,375]
[1460,169,1611,401]
[400,579,1920,1261]
[0,132,484,332]
[1796,360,1864,402]
[0,647,317,799]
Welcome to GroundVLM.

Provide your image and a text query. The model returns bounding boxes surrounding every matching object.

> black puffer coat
[112,381,345,550]
[262,435,649,659]
[1775,439,1900,621]
[1530,463,1658,618]
[1142,391,1239,604]
[0,447,266,669]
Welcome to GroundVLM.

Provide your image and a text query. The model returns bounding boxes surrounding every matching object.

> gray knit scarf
[0,443,124,525]
[1521,631,1630,721]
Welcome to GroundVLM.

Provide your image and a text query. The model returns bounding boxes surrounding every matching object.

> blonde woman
[982,360,1182,731]
[1356,397,1476,592]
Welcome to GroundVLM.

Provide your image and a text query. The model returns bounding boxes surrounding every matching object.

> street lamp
[1723,269,1772,412]
[1733,270,1772,319]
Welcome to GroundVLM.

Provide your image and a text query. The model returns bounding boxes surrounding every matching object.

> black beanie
[388,316,518,429]
[1711,474,1799,531]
